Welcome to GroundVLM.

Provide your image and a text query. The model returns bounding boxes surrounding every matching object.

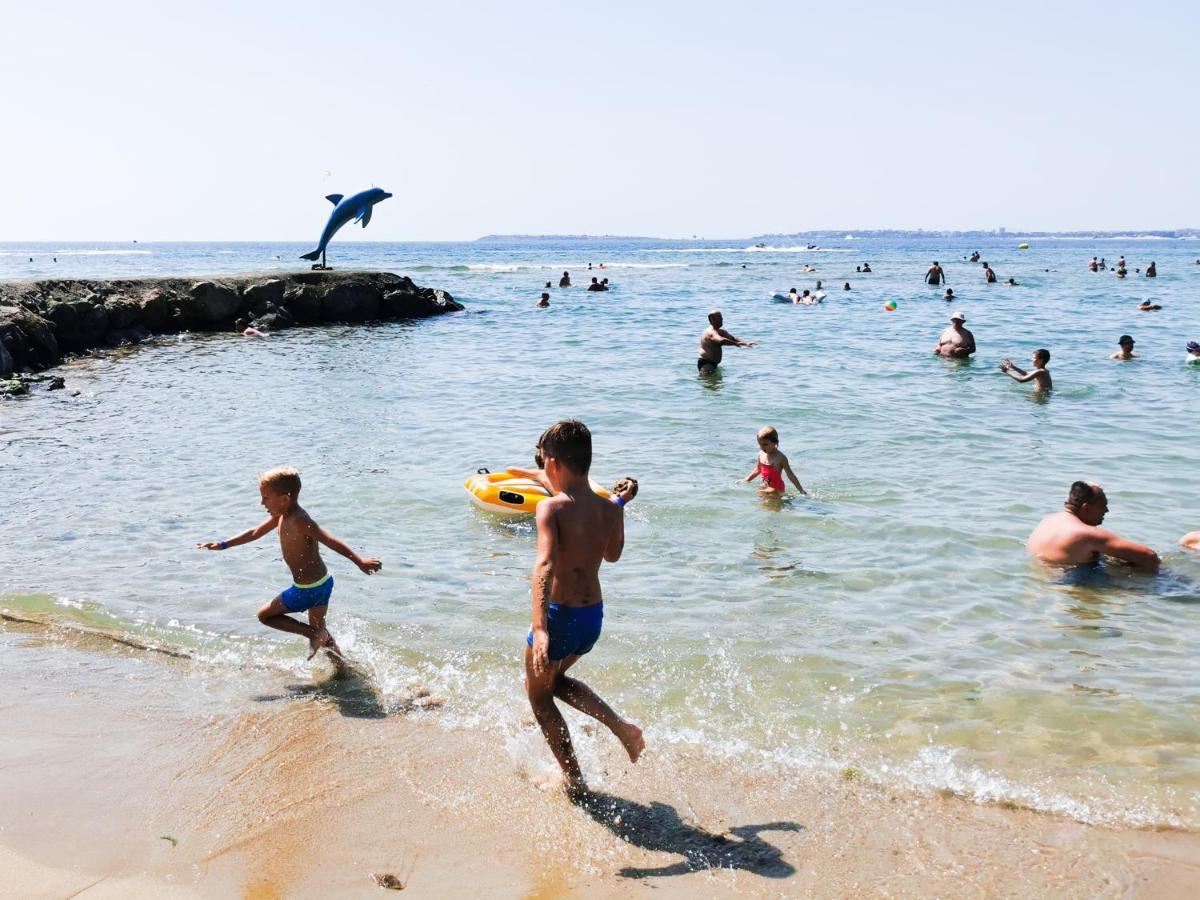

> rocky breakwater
[0,271,462,391]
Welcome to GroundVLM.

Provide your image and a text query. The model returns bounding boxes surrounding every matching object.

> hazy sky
[2,0,1196,240]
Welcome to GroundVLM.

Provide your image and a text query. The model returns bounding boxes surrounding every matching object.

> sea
[2,236,1199,829]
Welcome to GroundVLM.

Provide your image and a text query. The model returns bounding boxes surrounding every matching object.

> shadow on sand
[573,791,802,879]
[252,668,394,720]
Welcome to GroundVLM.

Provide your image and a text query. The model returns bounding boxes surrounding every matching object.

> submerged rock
[0,271,462,376]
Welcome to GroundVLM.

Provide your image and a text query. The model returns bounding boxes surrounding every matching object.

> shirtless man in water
[1027,481,1159,571]
[525,420,643,796]
[925,261,946,285]
[199,466,382,673]
[933,311,976,357]
[698,310,756,373]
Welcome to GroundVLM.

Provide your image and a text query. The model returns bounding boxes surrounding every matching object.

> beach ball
[884,300,897,311]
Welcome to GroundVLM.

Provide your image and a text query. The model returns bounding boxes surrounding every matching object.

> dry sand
[3,613,1199,898]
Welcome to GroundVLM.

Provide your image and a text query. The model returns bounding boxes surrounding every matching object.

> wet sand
[3,614,1199,898]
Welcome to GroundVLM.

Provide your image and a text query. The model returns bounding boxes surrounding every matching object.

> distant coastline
[476,229,1200,244]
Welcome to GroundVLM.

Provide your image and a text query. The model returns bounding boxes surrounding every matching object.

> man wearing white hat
[934,310,976,358]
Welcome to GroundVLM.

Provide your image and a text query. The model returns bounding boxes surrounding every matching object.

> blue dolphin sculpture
[300,187,392,268]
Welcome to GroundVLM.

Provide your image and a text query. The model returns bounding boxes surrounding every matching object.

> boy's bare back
[538,488,623,608]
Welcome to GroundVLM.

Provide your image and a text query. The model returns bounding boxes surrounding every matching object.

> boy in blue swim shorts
[525,420,643,796]
[199,466,381,674]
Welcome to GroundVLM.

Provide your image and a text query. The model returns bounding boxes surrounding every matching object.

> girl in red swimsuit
[745,425,807,496]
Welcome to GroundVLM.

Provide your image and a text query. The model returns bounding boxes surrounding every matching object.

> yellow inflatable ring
[464,469,610,516]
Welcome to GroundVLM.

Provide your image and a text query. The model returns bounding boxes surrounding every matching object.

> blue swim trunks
[526,603,604,661]
[281,573,334,613]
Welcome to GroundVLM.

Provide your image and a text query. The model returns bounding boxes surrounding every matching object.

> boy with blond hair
[525,420,642,796]
[199,466,381,672]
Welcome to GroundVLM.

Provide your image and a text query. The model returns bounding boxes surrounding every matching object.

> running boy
[198,466,381,672]
[524,420,642,796]
[745,425,806,495]
[1000,349,1052,392]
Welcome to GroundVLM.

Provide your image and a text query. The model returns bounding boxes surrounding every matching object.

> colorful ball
[884,300,897,311]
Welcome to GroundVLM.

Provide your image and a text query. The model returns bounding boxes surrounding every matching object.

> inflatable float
[464,469,611,516]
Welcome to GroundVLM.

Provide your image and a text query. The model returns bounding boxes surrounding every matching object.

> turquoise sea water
[2,237,1199,828]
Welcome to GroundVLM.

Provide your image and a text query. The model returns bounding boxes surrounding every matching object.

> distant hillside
[476,229,1200,244]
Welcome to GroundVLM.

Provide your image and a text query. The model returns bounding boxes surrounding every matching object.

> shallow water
[3,237,1200,827]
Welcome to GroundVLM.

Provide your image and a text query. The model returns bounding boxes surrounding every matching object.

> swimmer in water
[1110,334,1137,360]
[1181,531,1200,550]
[1000,348,1052,392]
[983,262,997,283]
[1138,300,1162,312]
[523,420,642,796]
[1089,257,1099,272]
[1026,481,1159,571]
[198,467,382,674]
[559,271,571,288]
[925,261,946,285]
[697,310,756,374]
[1187,341,1200,362]
[1007,277,1019,286]
[537,292,550,308]
[744,425,806,496]
[1145,261,1157,277]
[843,282,851,290]
[943,288,955,302]
[934,311,976,358]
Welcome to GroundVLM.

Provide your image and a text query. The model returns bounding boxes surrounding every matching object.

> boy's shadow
[252,669,391,720]
[573,791,802,879]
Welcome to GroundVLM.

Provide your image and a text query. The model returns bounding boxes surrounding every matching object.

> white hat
[950,310,966,322]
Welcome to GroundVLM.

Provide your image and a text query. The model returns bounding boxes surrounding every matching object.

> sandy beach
[4,611,1199,899]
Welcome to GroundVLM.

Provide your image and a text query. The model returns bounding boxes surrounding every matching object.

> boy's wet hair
[534,445,544,468]
[1035,348,1051,364]
[539,420,591,476]
[611,477,639,499]
[260,466,301,496]
[757,425,779,444]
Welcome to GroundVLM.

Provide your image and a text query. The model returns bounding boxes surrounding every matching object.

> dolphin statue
[300,187,392,268]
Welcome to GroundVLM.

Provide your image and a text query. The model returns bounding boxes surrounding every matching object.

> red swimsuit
[758,461,785,491]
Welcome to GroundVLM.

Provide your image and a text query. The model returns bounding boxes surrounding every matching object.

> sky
[1,0,1197,241]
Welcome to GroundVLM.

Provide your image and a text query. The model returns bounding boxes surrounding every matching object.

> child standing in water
[198,466,381,673]
[745,425,806,495]
[525,420,642,796]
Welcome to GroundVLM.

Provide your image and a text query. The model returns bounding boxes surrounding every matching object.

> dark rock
[254,309,294,331]
[104,295,140,330]
[0,271,460,379]
[0,304,59,371]
[322,282,379,322]
[281,286,321,324]
[47,376,65,390]
[0,378,28,397]
[242,278,285,312]
[189,281,242,323]
[137,290,171,332]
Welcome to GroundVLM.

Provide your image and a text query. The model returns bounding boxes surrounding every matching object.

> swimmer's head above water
[1065,481,1107,525]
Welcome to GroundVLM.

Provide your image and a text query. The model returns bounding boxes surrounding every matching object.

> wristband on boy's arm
[613,497,626,508]
[218,540,228,550]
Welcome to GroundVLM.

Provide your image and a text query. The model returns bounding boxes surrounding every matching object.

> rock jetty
[0,271,462,379]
